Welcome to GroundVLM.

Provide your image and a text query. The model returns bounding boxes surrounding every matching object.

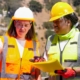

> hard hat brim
[49,12,74,21]
[49,16,61,21]
[12,16,35,22]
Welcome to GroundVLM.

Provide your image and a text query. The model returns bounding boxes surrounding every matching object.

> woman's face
[52,17,71,35]
[14,20,32,39]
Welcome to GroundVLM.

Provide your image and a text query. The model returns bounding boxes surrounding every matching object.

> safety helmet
[49,2,74,21]
[12,6,35,21]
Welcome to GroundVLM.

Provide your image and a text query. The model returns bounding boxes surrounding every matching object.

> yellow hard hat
[12,6,35,21]
[49,2,74,21]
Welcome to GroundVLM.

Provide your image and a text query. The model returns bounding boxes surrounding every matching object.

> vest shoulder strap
[43,35,55,59]
[78,32,80,50]
[1,36,8,77]
[45,34,55,51]
[77,32,80,64]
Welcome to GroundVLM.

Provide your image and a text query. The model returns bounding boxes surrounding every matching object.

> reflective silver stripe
[45,39,51,51]
[1,36,8,77]
[46,35,54,51]
[33,40,36,56]
[0,73,18,78]
[20,74,32,80]
[43,35,54,59]
[0,36,18,78]
[76,33,80,66]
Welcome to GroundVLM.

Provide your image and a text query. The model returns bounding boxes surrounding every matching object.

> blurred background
[0,0,80,55]
[0,0,80,79]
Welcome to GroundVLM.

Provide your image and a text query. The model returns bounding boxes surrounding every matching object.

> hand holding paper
[30,56,45,62]
[55,68,76,78]
[32,59,64,75]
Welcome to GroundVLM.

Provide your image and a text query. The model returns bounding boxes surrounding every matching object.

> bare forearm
[73,67,80,75]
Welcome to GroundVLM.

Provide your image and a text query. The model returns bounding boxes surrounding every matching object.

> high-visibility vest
[0,35,40,80]
[46,32,80,80]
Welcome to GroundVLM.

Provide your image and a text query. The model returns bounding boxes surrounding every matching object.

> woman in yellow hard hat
[0,6,42,80]
[45,2,80,80]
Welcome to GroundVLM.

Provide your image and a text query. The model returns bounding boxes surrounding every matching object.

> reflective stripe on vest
[0,36,18,78]
[0,36,37,78]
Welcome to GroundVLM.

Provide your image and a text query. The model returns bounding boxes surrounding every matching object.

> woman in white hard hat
[44,1,80,80]
[0,6,42,80]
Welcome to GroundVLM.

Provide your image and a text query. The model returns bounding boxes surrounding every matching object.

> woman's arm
[73,67,80,75]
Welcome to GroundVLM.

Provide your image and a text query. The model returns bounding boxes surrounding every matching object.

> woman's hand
[33,56,45,62]
[55,68,76,78]
[30,56,45,62]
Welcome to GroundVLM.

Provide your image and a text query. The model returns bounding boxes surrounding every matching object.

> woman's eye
[25,24,28,27]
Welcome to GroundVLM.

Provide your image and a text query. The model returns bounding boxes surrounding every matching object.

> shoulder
[47,34,55,42]
[0,35,16,44]
[45,34,55,50]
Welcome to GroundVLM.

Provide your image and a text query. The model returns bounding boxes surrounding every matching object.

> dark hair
[64,13,80,30]
[64,13,79,27]
[7,21,36,40]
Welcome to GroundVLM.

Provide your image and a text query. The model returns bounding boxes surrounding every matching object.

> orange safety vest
[0,36,40,80]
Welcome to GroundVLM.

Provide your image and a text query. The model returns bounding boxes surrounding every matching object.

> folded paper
[32,59,64,74]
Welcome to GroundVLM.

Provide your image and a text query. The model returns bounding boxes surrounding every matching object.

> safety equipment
[45,28,80,79]
[49,2,74,21]
[0,35,40,80]
[55,68,76,78]
[12,6,35,21]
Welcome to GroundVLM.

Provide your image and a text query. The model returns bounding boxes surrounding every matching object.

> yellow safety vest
[0,35,40,80]
[46,32,80,80]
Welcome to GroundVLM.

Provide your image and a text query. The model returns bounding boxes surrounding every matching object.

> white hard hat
[12,6,35,21]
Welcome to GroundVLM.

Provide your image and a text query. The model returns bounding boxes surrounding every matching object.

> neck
[57,27,77,41]
[16,37,25,40]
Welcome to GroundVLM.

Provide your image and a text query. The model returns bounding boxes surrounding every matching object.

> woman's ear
[67,19,72,27]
